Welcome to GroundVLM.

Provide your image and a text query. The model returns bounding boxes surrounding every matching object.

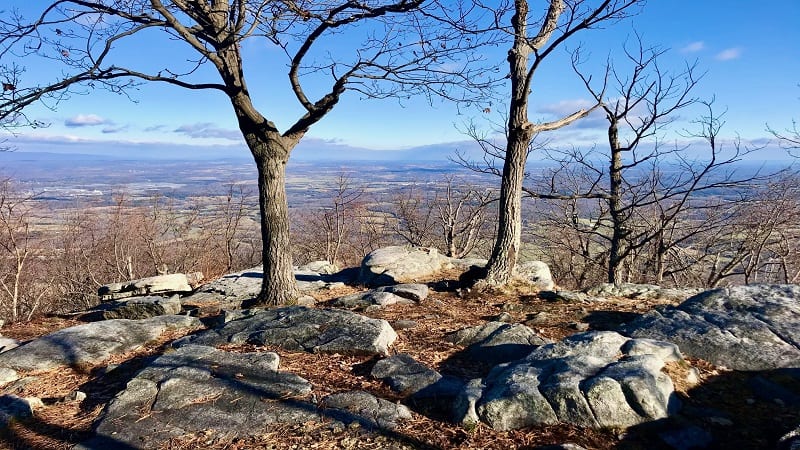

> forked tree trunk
[483,1,533,285]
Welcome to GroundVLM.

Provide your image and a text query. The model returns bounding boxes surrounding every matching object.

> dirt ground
[0,271,798,450]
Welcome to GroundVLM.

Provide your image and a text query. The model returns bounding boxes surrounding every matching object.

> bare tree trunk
[252,147,300,305]
[484,1,533,285]
[607,119,624,285]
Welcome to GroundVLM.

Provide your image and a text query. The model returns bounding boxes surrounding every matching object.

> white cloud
[64,114,109,127]
[173,122,242,141]
[715,47,742,61]
[680,41,705,53]
[538,99,596,117]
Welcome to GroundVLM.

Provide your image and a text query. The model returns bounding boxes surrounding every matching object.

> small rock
[568,322,590,331]
[495,312,514,323]
[67,391,87,402]
[393,320,418,330]
[525,312,549,325]
[501,303,523,312]
[686,367,701,385]
[295,295,316,306]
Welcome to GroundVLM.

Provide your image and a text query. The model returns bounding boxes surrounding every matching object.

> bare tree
[523,38,770,287]
[292,173,387,268]
[0,1,497,305]
[393,176,494,258]
[461,0,642,287]
[0,179,51,322]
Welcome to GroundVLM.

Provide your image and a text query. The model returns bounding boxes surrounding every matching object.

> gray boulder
[179,306,397,356]
[333,283,429,309]
[515,260,555,290]
[358,246,450,286]
[323,390,412,430]
[98,273,200,301]
[621,284,800,370]
[83,295,182,321]
[333,291,414,309]
[376,283,429,301]
[475,331,682,431]
[372,354,443,395]
[0,315,201,371]
[77,344,316,449]
[447,321,551,365]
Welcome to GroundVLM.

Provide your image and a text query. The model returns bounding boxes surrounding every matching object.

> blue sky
[3,0,799,161]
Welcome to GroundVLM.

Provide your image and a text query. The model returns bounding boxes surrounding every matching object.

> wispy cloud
[173,122,242,141]
[102,125,129,134]
[715,47,742,61]
[680,41,705,53]
[64,114,109,127]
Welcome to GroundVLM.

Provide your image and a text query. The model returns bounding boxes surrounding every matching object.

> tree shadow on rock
[582,310,642,332]
[618,367,800,450]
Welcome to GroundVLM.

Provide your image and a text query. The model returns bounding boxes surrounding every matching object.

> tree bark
[484,1,532,285]
[250,135,301,305]
[607,118,624,285]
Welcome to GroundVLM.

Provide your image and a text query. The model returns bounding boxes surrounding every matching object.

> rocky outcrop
[621,284,800,370]
[473,331,682,430]
[333,283,429,309]
[585,283,704,301]
[82,295,182,321]
[98,273,201,301]
[0,315,201,371]
[323,390,412,430]
[178,306,397,356]
[358,246,450,286]
[77,344,316,449]
[447,321,551,365]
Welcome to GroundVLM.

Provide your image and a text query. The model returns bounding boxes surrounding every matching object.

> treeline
[0,167,798,323]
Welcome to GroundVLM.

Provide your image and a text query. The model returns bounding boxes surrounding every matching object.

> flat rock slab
[183,267,347,309]
[77,345,316,449]
[358,246,450,286]
[332,284,428,309]
[585,283,704,301]
[323,390,412,430]
[82,295,182,321]
[475,331,682,431]
[0,315,202,372]
[447,321,552,365]
[179,306,397,356]
[621,284,800,370]
[98,273,200,301]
